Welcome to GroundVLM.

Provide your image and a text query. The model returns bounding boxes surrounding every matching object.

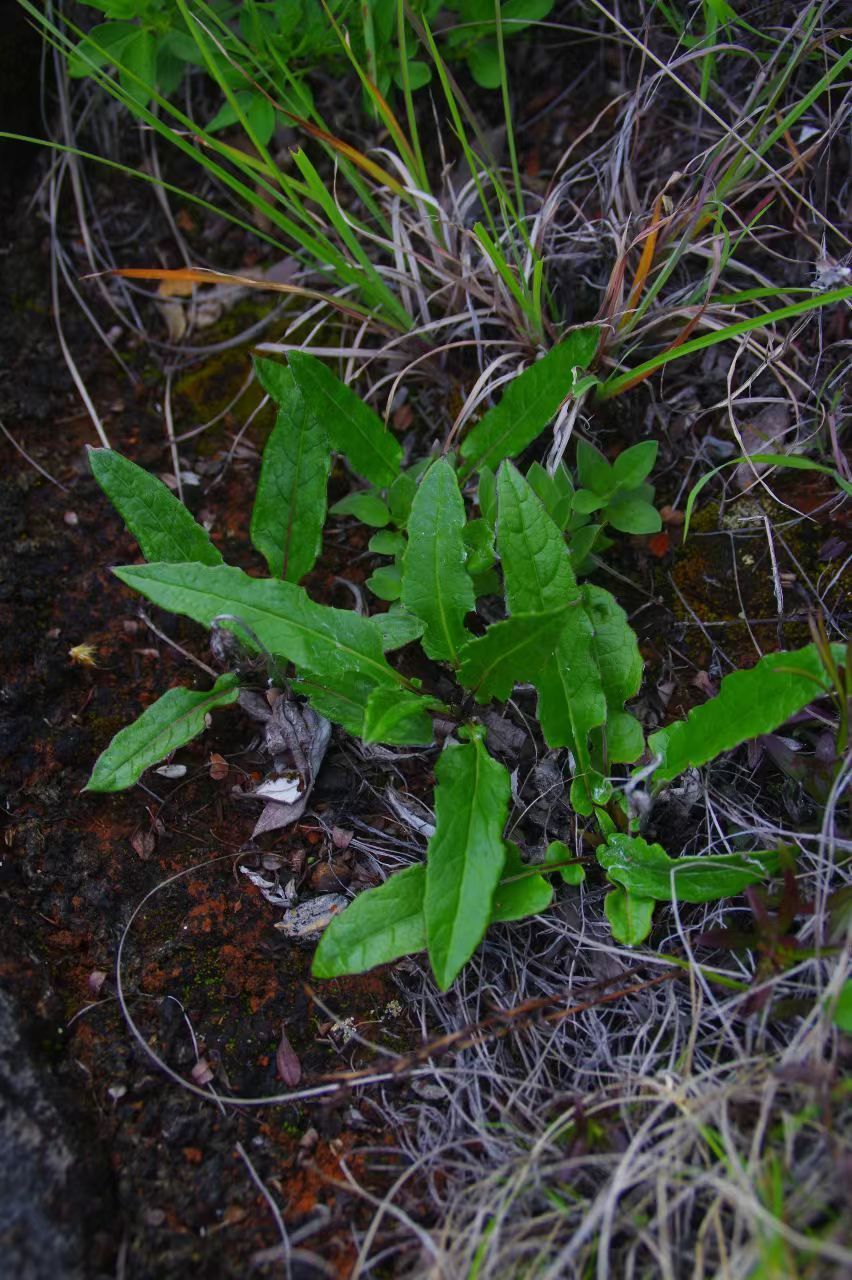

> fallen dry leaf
[209,753,229,781]
[130,829,156,859]
[275,1026,302,1086]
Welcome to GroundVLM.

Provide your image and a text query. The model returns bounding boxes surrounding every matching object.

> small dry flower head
[69,643,98,667]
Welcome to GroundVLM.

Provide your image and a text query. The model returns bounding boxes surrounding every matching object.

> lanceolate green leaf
[457,604,573,703]
[250,363,331,581]
[497,461,577,612]
[649,643,843,784]
[287,351,402,487]
[536,585,643,754]
[89,448,222,566]
[597,835,779,903]
[401,459,474,664]
[311,864,427,978]
[424,731,510,990]
[361,686,435,746]
[113,562,403,689]
[536,605,604,761]
[458,327,600,479]
[86,674,238,792]
[495,464,631,793]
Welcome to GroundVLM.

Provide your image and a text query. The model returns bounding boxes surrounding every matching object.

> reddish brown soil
[0,187,420,1280]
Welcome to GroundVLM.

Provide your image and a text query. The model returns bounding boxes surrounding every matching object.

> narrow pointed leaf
[113,562,402,688]
[86,674,238,792]
[311,864,427,978]
[89,448,222,566]
[424,732,510,989]
[400,459,473,663]
[250,364,331,581]
[362,686,435,746]
[458,604,574,703]
[597,835,779,903]
[649,643,843,784]
[459,327,599,479]
[288,351,401,487]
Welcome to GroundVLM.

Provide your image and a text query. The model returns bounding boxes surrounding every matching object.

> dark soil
[0,167,422,1280]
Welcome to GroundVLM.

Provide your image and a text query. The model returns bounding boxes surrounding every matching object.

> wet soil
[0,185,423,1279]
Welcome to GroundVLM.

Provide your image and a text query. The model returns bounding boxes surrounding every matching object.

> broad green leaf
[68,22,136,78]
[401,459,474,663]
[495,466,634,795]
[576,439,613,495]
[89,448,222,566]
[292,671,375,736]
[424,731,510,989]
[594,711,645,764]
[613,440,658,489]
[207,89,275,145]
[119,28,156,105]
[85,674,238,792]
[457,604,573,703]
[113,562,402,689]
[368,530,406,556]
[392,59,432,90]
[471,568,502,599]
[459,327,600,479]
[584,585,644,709]
[330,492,390,527]
[362,686,434,746]
[543,840,586,885]
[388,471,417,526]
[497,461,578,613]
[366,565,402,601]
[467,40,501,89]
[597,835,779,903]
[535,603,603,755]
[649,643,843,784]
[605,887,655,945]
[311,864,427,978]
[568,524,604,571]
[573,489,607,515]
[605,495,661,535]
[490,842,554,922]
[463,518,496,575]
[372,606,424,651]
[288,352,401,487]
[250,364,330,581]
